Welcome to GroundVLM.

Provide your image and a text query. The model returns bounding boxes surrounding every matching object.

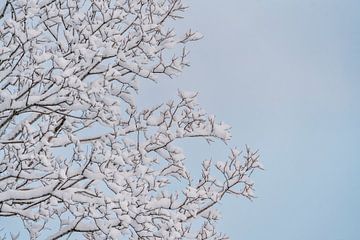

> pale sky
[1,0,359,239]
[140,0,360,239]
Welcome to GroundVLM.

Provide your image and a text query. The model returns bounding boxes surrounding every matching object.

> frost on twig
[0,0,262,239]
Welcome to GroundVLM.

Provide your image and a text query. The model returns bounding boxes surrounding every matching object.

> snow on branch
[0,0,262,239]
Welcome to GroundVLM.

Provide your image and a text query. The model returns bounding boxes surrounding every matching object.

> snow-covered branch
[0,0,261,239]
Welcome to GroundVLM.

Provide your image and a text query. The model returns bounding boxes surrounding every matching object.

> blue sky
[1,0,359,239]
[140,0,360,239]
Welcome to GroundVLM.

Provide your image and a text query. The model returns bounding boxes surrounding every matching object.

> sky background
[1,0,359,239]
[139,0,360,239]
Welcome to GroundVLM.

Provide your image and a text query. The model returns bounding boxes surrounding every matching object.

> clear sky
[139,0,360,239]
[1,0,359,239]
